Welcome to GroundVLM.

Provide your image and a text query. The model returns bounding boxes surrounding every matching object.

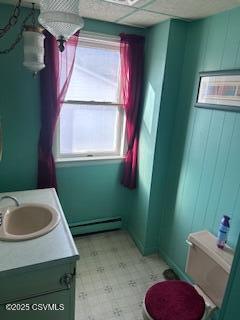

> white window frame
[54,32,126,163]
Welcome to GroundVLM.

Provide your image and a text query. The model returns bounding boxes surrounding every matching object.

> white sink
[0,204,60,241]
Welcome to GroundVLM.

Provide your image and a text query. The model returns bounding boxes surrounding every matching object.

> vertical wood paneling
[231,180,240,245]
[197,112,226,229]
[158,19,212,266]
[145,21,188,253]
[159,7,240,273]
[203,113,237,229]
[221,11,239,69]
[203,13,229,71]
[213,116,240,243]
[127,21,170,251]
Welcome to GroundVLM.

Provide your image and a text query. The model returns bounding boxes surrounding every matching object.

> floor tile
[74,230,168,319]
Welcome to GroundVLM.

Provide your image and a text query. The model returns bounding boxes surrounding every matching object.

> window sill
[55,156,125,168]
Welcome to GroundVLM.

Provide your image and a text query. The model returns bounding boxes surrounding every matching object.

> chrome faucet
[0,195,20,207]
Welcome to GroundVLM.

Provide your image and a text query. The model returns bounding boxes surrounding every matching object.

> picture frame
[196,70,240,112]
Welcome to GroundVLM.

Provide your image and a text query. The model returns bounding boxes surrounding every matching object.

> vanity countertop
[0,188,79,274]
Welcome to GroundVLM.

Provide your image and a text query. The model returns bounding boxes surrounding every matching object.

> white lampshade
[38,0,84,42]
[23,28,45,73]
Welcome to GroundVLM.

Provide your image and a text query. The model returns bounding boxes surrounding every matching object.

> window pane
[65,45,120,103]
[59,104,119,155]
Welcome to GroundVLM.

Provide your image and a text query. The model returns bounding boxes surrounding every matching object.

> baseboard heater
[69,216,122,236]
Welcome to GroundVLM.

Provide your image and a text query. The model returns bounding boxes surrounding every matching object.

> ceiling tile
[2,0,240,27]
[79,0,136,23]
[103,0,143,6]
[102,0,155,8]
[130,0,156,8]
[144,0,240,19]
[119,10,168,27]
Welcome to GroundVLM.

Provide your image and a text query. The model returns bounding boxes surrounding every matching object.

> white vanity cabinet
[0,261,77,320]
[0,189,79,320]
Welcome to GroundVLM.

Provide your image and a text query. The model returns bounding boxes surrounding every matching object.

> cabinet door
[0,262,76,304]
[0,288,75,320]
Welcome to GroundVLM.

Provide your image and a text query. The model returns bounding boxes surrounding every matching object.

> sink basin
[0,204,60,241]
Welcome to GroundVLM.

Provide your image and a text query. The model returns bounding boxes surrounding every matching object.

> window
[55,33,125,162]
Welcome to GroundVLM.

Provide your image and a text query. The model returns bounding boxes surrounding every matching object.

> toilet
[142,230,234,320]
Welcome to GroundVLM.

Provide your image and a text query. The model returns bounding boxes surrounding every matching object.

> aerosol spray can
[217,215,230,249]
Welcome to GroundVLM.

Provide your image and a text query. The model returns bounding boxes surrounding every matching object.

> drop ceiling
[1,0,240,28]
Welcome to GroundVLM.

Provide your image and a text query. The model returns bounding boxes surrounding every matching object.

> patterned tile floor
[74,230,168,320]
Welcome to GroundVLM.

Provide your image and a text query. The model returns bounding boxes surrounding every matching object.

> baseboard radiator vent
[69,216,122,236]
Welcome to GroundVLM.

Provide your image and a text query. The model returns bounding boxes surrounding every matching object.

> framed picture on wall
[196,70,240,112]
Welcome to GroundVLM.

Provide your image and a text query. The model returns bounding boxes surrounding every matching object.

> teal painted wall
[219,234,240,320]
[152,8,240,319]
[159,7,240,273]
[127,20,170,252]
[1,3,240,318]
[0,6,40,192]
[127,19,188,254]
[57,162,132,225]
[0,4,146,226]
[146,20,188,253]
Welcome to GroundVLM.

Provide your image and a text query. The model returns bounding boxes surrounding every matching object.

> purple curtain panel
[119,33,145,189]
[37,31,79,189]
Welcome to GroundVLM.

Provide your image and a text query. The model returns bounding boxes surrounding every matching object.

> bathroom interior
[0,0,240,319]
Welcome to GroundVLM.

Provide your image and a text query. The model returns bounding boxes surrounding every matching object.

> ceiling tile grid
[1,0,240,27]
[128,0,156,8]
[119,10,168,27]
[103,0,142,6]
[79,0,136,23]
[102,0,155,8]
[143,0,240,19]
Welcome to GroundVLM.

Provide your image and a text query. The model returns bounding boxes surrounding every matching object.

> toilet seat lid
[145,280,205,320]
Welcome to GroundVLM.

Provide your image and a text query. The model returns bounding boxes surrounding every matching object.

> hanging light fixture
[23,3,45,74]
[23,25,45,74]
[0,0,84,73]
[38,0,84,52]
[0,1,45,75]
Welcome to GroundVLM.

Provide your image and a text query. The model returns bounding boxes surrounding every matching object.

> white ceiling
[1,0,240,27]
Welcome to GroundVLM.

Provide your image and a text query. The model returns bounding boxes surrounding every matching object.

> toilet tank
[186,230,234,308]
